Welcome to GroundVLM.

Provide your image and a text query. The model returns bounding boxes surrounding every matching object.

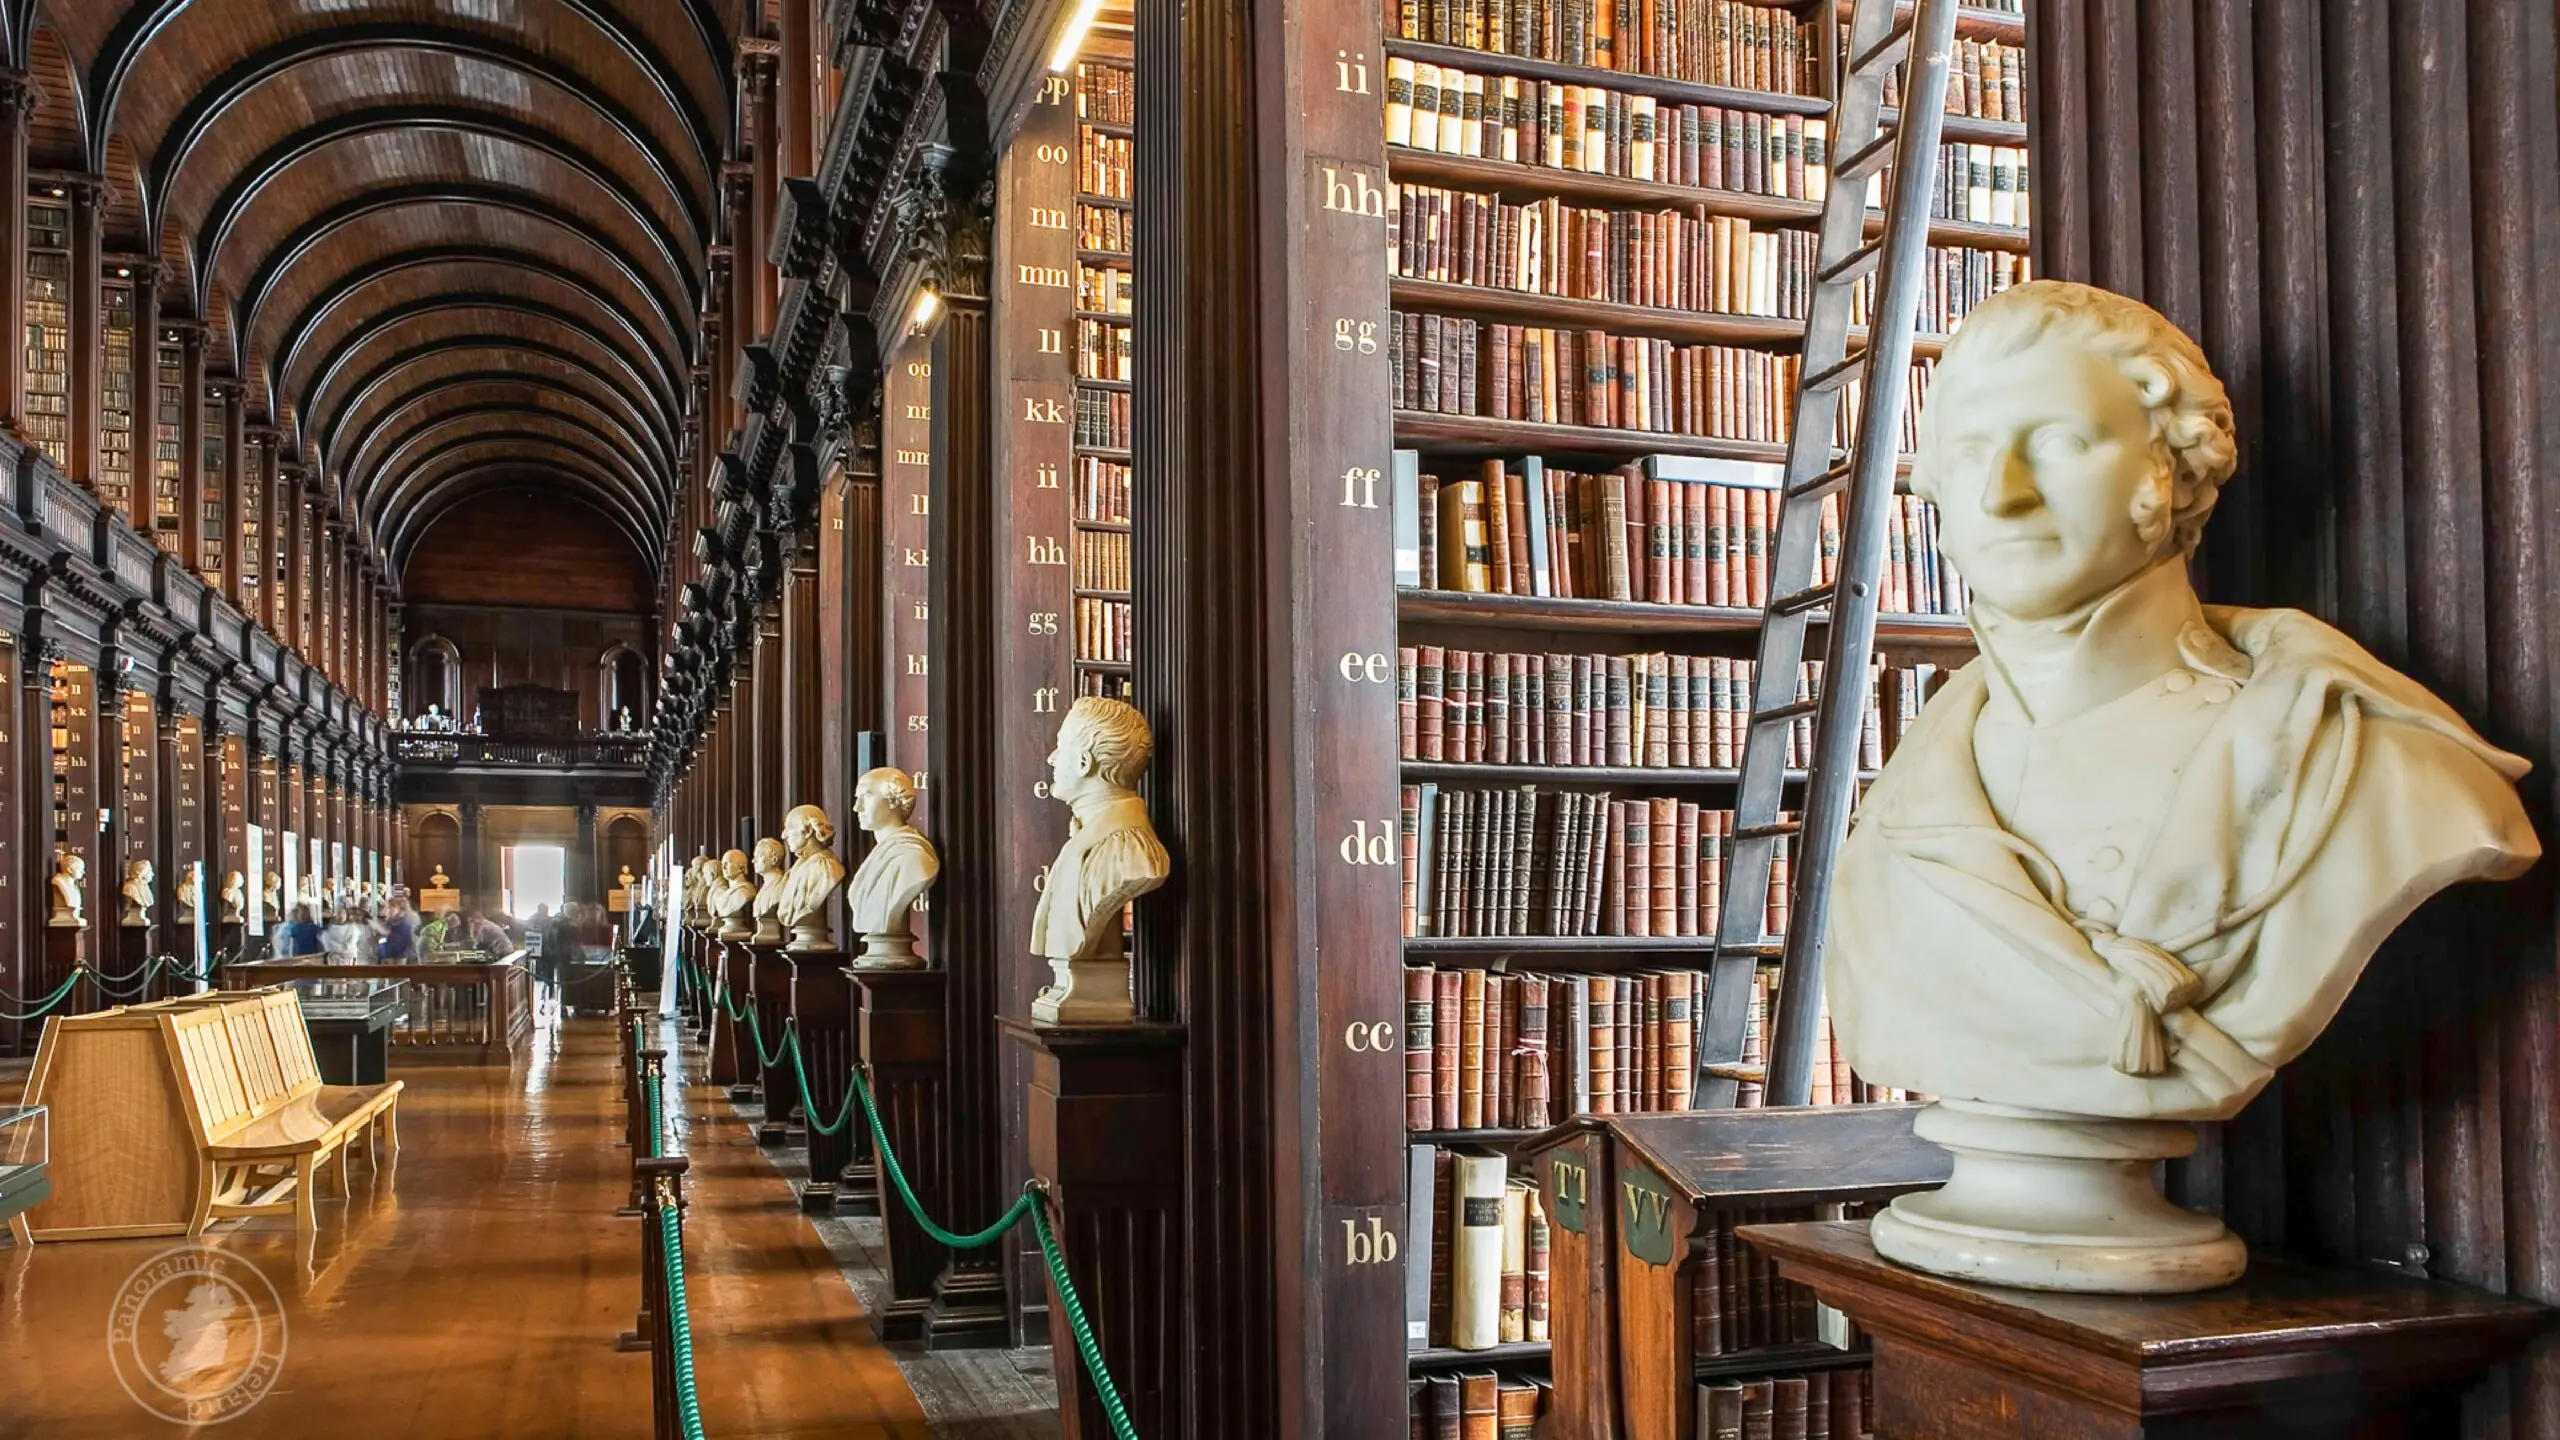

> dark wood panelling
[2028,2,2560,1434]
[403,490,653,613]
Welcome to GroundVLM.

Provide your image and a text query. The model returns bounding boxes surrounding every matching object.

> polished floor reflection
[0,1018,935,1439]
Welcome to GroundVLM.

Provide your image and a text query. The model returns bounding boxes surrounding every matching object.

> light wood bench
[179,994,402,1235]
[10,989,401,1242]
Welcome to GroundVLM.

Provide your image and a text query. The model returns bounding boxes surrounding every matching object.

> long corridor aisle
[0,1020,934,1439]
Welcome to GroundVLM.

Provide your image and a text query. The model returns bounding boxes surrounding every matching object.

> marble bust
[1830,280,2539,1295]
[845,767,940,969]
[747,838,789,945]
[220,870,246,923]
[262,870,282,917]
[176,867,200,921]
[48,853,84,929]
[773,804,846,952]
[712,849,757,941]
[121,861,154,926]
[684,854,716,927]
[1030,697,1171,1023]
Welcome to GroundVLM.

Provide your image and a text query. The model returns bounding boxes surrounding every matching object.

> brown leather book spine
[1516,974,1550,1128]
[1483,460,1515,596]
[1428,1373,1461,1440]
[1804,1370,1830,1440]
[1495,1378,1540,1440]
[1428,1152,1455,1346]
[1691,1228,1724,1355]
[1416,645,1445,760]
[1504,468,1534,597]
[1623,795,1651,937]
[1773,1376,1809,1440]
[1649,795,1678,938]
[1740,1378,1774,1440]
[1433,968,1463,1129]
[1524,1186,1550,1340]
[1459,1369,1501,1440]
[1700,1381,1745,1440]
[1458,968,1486,1129]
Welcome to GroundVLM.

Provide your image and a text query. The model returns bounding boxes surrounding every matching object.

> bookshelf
[22,195,69,471]
[1071,55,1135,701]
[1385,0,2027,1411]
[200,388,225,588]
[100,272,135,514]
[152,337,183,551]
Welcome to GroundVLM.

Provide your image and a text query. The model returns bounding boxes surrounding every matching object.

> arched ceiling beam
[340,380,666,515]
[312,336,674,476]
[357,404,659,530]
[276,253,683,421]
[380,445,658,568]
[100,15,718,205]
[230,191,690,386]
[195,108,703,303]
[389,467,659,584]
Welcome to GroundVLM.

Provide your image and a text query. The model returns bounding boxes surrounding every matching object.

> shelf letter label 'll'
[1337,652,1390,683]
[1340,1214,1398,1265]
[1338,820,1394,865]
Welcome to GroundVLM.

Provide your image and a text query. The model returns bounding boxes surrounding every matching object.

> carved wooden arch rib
[364,414,661,538]
[385,468,658,580]
[337,378,671,510]
[79,9,725,206]
[370,430,662,556]
[315,340,676,482]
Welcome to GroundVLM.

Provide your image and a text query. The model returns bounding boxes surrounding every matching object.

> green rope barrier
[1029,1190,1141,1440]
[0,969,88,1022]
[657,1205,708,1440]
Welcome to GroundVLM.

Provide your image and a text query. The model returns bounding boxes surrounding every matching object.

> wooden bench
[9,989,400,1243]
[178,992,402,1235]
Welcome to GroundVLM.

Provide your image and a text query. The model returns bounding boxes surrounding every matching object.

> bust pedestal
[748,940,799,1146]
[852,967,951,1343]
[704,931,754,1097]
[850,930,926,971]
[781,947,860,1215]
[1003,1017,1185,1440]
[1030,954,1134,1025]
[1742,1220,2550,1439]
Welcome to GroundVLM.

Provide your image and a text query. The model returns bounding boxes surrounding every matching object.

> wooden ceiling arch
[25,0,762,592]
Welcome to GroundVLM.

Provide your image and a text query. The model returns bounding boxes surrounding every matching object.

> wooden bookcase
[151,337,182,551]
[1072,53,1136,702]
[198,388,224,588]
[22,194,69,471]
[98,271,135,515]
[1385,0,2026,1428]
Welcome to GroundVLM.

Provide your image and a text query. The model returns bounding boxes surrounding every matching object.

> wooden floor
[0,1017,937,1439]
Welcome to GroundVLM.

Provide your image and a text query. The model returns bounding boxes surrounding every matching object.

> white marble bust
[712,848,757,941]
[121,860,154,926]
[175,866,200,920]
[846,768,940,969]
[773,804,847,952]
[1030,697,1171,1023]
[684,854,716,927]
[48,853,85,929]
[747,838,789,945]
[1830,280,2540,1295]
[263,870,282,916]
[219,870,246,923]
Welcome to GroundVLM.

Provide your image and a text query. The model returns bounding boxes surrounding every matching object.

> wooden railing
[393,734,651,769]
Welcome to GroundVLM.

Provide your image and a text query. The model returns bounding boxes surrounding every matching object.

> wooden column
[280,469,305,651]
[743,45,782,341]
[992,75,1082,1342]
[65,179,101,486]
[780,532,819,813]
[5,633,45,1056]
[883,337,933,941]
[214,382,242,604]
[726,167,758,423]
[780,0,817,177]
[175,324,205,571]
[0,73,30,434]
[751,614,781,842]
[924,265,1010,1346]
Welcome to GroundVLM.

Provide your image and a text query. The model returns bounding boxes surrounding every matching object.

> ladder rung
[1754,697,1820,726]
[1770,582,1834,618]
[1717,942,1784,962]
[1851,20,1915,78]
[1787,458,1856,500]
[1701,1061,1769,1082]
[1820,237,1885,288]
[1805,348,1867,394]
[1733,820,1803,842]
[1836,126,1899,184]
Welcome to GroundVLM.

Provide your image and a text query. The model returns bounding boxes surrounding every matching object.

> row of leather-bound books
[1384,0,1817,90]
[1408,1369,1548,1440]
[1399,785,1786,939]
[1075,597,1132,665]
[1873,34,2026,122]
[1388,65,1828,198]
[1391,191,1828,309]
[1074,528,1129,592]
[1073,389,1130,451]
[1076,317,1130,382]
[1073,456,1131,524]
[1405,965,1707,1127]
[1697,1368,1875,1440]
[1077,263,1132,315]
[1074,60,1134,124]
[1077,203,1130,254]
[1076,127,1130,201]
[1409,1145,1553,1349]
[1399,453,1971,617]
[1399,647,1916,772]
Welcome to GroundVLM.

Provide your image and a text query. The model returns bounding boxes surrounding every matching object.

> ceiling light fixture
[911,288,940,329]
[1049,0,1106,72]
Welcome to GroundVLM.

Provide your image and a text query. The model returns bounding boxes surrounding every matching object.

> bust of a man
[48,853,85,929]
[684,854,716,927]
[175,866,200,920]
[220,870,246,922]
[1030,697,1171,1022]
[262,869,282,916]
[120,860,154,926]
[1831,280,2539,1295]
[713,849,757,940]
[747,838,789,945]
[773,804,847,952]
[845,768,940,968]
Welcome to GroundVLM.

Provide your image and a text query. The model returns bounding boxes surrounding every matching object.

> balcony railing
[394,734,651,769]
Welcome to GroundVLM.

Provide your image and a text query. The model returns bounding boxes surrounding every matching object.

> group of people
[267,894,514,963]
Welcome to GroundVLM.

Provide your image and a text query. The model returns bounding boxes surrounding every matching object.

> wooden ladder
[1696,0,1967,1109]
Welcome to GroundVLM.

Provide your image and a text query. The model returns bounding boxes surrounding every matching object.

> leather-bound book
[1428,1149,1455,1346]
[1772,1376,1810,1440]
[1697,1381,1745,1440]
[1691,1230,1725,1355]
[1524,1184,1550,1340]
[1405,967,1435,1129]
[1458,969,1486,1129]
[1827,1367,1863,1440]
[1495,1378,1539,1440]
[1409,1376,1429,1440]
[1740,1378,1775,1440]
[1458,1369,1500,1440]
[1498,1177,1529,1340]
[1433,967,1461,1128]
[1428,1374,1461,1440]
[1448,1149,1509,1348]
[1804,1369,1831,1440]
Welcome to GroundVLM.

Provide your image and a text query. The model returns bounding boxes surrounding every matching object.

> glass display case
[0,1103,52,1226]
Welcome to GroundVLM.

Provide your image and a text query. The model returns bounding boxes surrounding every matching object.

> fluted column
[176,323,206,571]
[0,73,33,435]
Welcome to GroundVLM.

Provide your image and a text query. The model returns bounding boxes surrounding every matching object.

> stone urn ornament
[1828,280,2540,1295]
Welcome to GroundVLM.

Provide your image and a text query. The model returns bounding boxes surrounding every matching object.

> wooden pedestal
[42,926,90,1015]
[786,947,854,1213]
[749,942,798,1145]
[1004,1017,1185,1440]
[115,923,156,1001]
[854,967,953,1343]
[706,934,752,1095]
[1742,1220,2552,1439]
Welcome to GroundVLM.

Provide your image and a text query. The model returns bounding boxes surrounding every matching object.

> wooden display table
[292,980,408,1083]
[1742,1220,2552,1439]
[222,956,532,1065]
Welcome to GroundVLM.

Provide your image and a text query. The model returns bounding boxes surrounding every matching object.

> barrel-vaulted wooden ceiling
[3,0,769,583]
